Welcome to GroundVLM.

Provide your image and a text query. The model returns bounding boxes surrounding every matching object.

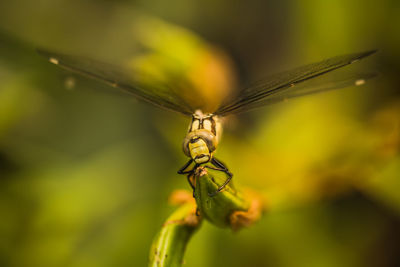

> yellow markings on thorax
[189,110,220,137]
[191,120,200,131]
[203,119,212,132]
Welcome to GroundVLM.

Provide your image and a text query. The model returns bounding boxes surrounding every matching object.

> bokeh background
[0,0,399,266]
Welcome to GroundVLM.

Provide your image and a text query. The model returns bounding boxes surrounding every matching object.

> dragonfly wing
[215,50,377,116]
[223,71,377,114]
[38,49,194,116]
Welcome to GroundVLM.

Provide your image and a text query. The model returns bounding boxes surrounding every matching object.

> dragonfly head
[183,129,217,164]
[188,137,211,164]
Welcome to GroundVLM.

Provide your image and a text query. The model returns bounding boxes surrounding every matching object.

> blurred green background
[0,0,399,266]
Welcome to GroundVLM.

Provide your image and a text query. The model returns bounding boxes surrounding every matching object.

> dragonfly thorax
[182,110,222,164]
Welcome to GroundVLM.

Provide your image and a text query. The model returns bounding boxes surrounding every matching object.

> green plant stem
[149,166,264,266]
[149,201,200,267]
[194,166,250,228]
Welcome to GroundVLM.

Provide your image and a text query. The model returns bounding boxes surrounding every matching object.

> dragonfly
[38,49,377,196]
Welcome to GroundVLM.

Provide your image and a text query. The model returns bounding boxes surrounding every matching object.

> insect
[38,49,377,196]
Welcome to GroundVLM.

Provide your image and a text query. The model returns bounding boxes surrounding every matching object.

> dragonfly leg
[178,159,198,197]
[177,159,194,174]
[206,157,233,197]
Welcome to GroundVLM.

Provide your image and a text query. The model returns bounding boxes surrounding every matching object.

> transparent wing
[215,50,377,116]
[223,71,377,114]
[38,49,194,116]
